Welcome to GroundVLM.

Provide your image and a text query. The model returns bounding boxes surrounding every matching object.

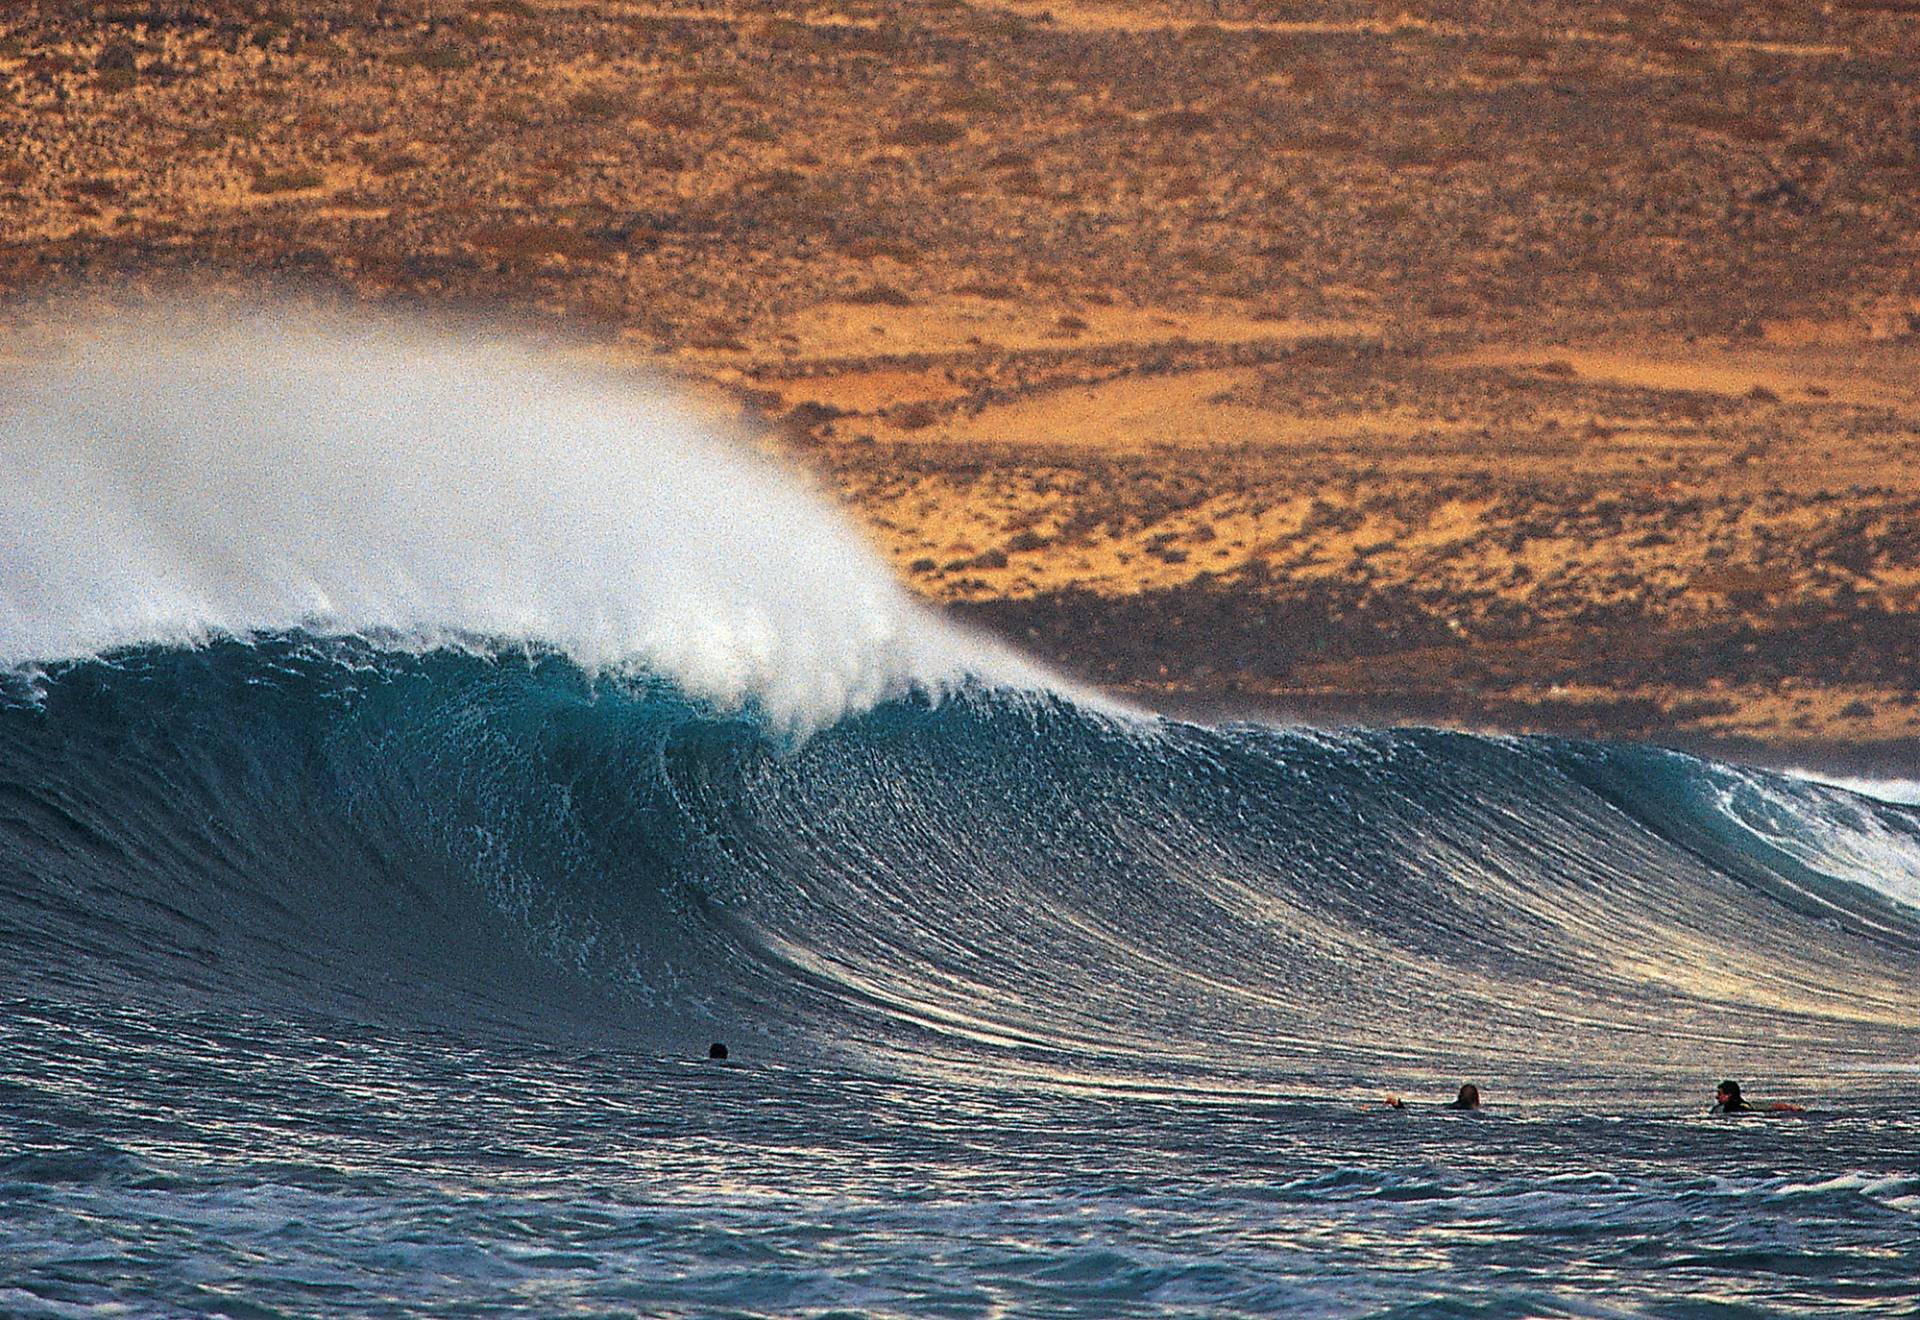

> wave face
[3,640,1917,1078]
[2,310,1916,1080]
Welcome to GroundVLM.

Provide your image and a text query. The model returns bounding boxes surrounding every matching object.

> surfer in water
[1712,1080,1754,1113]
[708,1042,729,1061]
[1381,1084,1481,1110]
[1712,1080,1805,1114]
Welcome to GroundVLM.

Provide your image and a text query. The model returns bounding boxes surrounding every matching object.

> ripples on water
[4,1001,1916,1319]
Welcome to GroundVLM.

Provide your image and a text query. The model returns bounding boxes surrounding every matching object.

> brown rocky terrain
[3,0,1918,766]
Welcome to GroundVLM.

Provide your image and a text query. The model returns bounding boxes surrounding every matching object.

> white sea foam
[0,303,1037,732]
[1786,770,1920,808]
[1713,768,1920,913]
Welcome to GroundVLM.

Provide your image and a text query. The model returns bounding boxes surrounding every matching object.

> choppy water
[6,998,1917,1319]
[1,310,1915,1317]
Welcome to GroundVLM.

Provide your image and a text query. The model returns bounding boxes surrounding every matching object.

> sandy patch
[782,295,1371,361]
[1445,345,1918,410]
[990,3,1415,37]
[915,367,1275,449]
[992,1,1852,57]
[756,366,973,414]
[911,371,1490,451]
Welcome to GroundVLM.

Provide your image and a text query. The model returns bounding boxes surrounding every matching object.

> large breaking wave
[0,304,1034,732]
[2,309,1916,1083]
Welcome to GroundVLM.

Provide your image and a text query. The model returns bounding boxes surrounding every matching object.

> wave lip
[0,303,1035,732]
[1788,770,1920,808]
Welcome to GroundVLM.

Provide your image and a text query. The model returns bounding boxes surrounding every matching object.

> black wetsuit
[1712,1099,1754,1114]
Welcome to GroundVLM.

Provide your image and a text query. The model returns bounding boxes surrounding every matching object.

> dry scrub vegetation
[2,0,1918,761]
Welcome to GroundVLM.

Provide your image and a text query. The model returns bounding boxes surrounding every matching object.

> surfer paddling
[1711,1080,1804,1115]
[1379,1083,1482,1111]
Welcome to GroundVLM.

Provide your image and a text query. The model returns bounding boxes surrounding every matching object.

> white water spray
[1788,771,1920,808]
[0,304,1033,731]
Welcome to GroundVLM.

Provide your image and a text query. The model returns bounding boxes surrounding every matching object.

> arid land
[3,0,1919,768]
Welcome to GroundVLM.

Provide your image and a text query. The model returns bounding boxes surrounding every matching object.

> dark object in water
[1447,1083,1481,1110]
[708,1042,729,1060]
[1713,1079,1806,1114]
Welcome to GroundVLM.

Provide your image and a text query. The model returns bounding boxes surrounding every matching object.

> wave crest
[0,303,1028,731]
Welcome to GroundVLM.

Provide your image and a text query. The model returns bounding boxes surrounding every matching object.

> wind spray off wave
[0,304,1025,731]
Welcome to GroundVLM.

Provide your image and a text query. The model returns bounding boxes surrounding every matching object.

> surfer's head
[1453,1083,1480,1109]
[708,1042,729,1061]
[1716,1080,1742,1105]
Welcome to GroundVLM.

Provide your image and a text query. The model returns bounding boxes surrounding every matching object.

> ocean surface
[2,310,1916,1318]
